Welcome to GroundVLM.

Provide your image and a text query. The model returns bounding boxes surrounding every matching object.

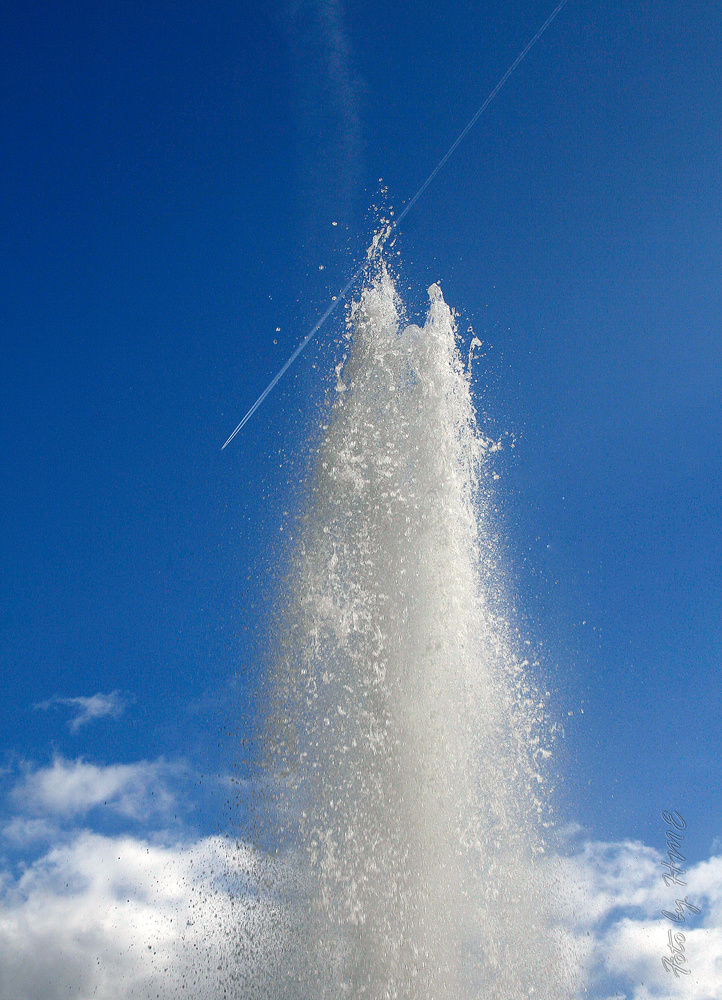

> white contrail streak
[221,262,367,450]
[222,0,571,450]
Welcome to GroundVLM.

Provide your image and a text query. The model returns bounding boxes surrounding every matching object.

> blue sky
[1,1,720,996]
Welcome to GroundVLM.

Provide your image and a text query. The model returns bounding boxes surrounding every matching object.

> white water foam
[241,260,573,999]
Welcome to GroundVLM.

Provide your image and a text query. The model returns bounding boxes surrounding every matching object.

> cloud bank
[0,755,289,1000]
[1,756,721,998]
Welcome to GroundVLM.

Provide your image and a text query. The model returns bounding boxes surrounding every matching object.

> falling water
[236,258,573,999]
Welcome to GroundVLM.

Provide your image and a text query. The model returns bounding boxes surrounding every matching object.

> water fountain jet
[252,260,572,999]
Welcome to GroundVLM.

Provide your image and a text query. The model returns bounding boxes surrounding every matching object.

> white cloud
[561,838,661,924]
[10,757,181,821]
[1,816,57,846]
[0,755,301,999]
[558,839,722,1000]
[0,830,282,1000]
[33,691,129,732]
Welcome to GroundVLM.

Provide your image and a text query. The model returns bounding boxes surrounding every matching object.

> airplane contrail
[222,0,571,451]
